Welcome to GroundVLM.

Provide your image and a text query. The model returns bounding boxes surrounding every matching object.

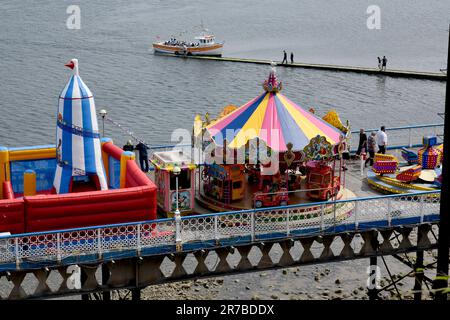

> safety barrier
[0,190,440,270]
[349,123,444,153]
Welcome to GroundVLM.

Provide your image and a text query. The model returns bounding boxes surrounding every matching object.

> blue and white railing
[0,191,440,271]
[144,123,444,159]
[348,123,444,152]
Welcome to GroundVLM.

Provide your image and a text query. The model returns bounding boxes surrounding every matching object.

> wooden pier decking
[154,53,447,81]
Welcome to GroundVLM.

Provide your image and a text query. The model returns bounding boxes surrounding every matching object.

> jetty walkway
[155,54,447,81]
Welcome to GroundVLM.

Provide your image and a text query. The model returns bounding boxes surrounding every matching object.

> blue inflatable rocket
[53,58,108,194]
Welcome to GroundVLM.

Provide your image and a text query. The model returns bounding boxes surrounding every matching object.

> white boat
[153,27,223,57]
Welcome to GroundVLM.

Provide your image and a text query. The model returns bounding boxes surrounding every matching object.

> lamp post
[99,109,107,136]
[173,164,182,251]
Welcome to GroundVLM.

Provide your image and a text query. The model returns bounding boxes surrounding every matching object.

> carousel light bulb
[173,164,181,176]
[99,109,107,118]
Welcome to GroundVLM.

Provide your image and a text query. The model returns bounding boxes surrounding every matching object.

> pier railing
[348,123,443,153]
[0,191,440,270]
[144,123,444,160]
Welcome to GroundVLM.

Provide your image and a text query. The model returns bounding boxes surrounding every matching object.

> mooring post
[368,256,378,300]
[434,24,450,301]
[414,250,424,301]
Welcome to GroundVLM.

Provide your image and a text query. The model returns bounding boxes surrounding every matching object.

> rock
[282,270,288,275]
[320,272,326,277]
[322,291,329,297]
[251,295,260,300]
[283,291,290,295]
[335,279,341,285]
[234,279,240,283]
[216,278,224,285]
[260,273,267,277]
[358,286,364,291]
[335,289,342,294]
[194,288,200,292]
[353,289,359,295]
[314,275,320,281]
[181,283,191,290]
[204,284,209,289]
[271,294,279,300]
[245,286,251,290]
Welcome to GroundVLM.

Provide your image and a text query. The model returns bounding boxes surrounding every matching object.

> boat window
[170,170,191,190]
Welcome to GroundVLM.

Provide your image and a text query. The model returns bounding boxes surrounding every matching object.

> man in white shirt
[376,126,388,154]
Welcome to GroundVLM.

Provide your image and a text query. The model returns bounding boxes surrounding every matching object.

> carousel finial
[263,61,282,93]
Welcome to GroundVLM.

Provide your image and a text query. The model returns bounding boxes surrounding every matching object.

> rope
[103,116,149,146]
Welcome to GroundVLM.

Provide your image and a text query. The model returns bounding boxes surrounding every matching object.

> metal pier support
[413,250,424,301]
[102,264,111,301]
[131,288,141,300]
[434,23,450,300]
[368,256,378,300]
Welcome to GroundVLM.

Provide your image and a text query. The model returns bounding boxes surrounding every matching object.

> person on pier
[356,129,367,157]
[290,52,294,64]
[376,126,388,154]
[365,132,377,167]
[135,141,150,172]
[123,140,134,152]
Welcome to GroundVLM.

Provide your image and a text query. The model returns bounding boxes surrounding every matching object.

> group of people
[123,140,150,172]
[281,50,294,64]
[164,38,199,47]
[356,126,388,167]
[377,56,388,71]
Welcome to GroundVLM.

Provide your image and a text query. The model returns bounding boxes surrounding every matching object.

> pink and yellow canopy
[206,71,344,152]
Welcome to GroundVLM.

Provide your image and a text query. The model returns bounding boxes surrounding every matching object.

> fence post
[57,233,61,262]
[286,209,290,236]
[251,211,255,242]
[214,214,219,243]
[14,237,19,268]
[137,224,141,255]
[320,204,325,231]
[175,215,182,252]
[408,128,412,148]
[419,196,425,223]
[97,228,102,259]
[354,201,359,230]
[387,198,392,227]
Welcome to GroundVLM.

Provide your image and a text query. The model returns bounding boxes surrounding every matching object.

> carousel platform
[366,169,440,194]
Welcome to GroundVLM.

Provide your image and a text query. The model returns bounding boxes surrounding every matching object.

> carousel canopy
[206,67,344,152]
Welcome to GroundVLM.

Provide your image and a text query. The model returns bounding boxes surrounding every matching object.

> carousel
[187,63,357,219]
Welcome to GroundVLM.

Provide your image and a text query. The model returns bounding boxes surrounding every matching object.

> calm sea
[0,0,448,148]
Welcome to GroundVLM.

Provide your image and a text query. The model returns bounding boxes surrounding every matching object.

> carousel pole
[433,24,450,300]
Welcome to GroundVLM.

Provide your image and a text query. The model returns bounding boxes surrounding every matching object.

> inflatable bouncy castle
[0,59,157,234]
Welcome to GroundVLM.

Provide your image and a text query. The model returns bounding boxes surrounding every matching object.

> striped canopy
[206,71,344,152]
[53,60,108,194]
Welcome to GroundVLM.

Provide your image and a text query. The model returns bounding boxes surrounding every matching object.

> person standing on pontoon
[282,50,288,64]
[382,56,387,71]
[377,57,382,70]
